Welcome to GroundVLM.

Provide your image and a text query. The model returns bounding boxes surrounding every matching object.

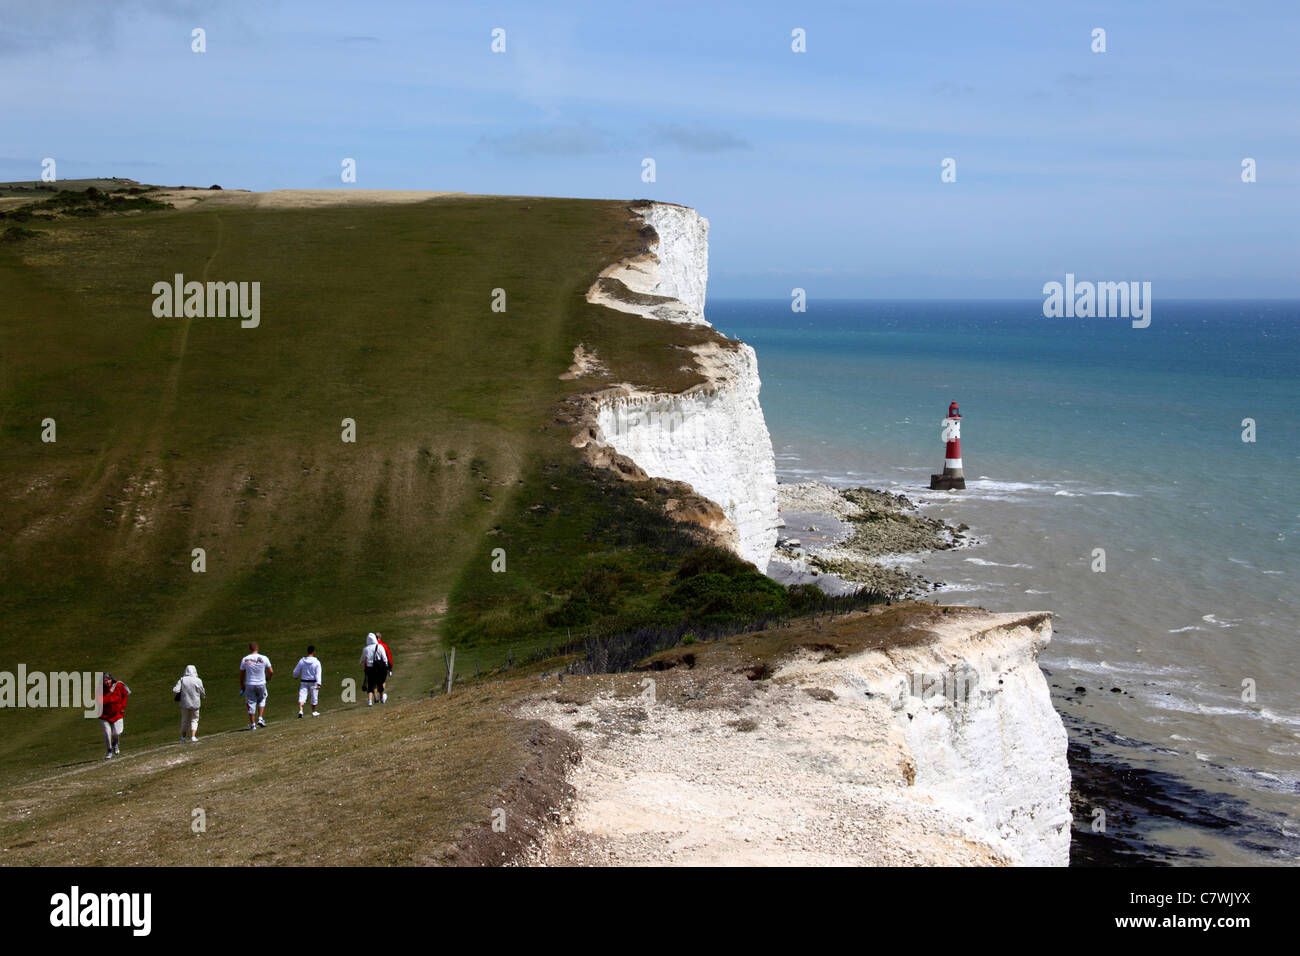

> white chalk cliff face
[586,203,779,571]
[588,203,711,325]
[525,608,1072,866]
[830,611,1073,865]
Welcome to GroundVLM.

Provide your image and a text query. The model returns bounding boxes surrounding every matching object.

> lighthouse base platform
[929,474,966,491]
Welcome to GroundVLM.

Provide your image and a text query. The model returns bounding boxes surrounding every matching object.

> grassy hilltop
[0,182,717,764]
[0,181,861,861]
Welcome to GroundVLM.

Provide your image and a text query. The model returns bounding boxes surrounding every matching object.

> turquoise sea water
[715,299,1300,864]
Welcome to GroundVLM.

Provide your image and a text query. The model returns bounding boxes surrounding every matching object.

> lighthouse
[929,401,966,490]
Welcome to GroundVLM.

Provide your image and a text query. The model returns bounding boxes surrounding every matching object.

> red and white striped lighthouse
[929,401,966,490]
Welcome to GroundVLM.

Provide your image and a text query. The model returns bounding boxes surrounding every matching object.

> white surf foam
[964,557,1032,568]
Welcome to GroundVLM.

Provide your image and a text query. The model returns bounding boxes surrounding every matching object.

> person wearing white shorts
[292,646,323,718]
[239,642,273,730]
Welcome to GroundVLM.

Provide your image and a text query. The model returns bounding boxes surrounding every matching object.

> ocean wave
[1056,657,1120,675]
[964,557,1032,568]
[1057,658,1202,682]
[969,478,1058,493]
[1137,691,1294,730]
[1260,708,1300,728]
[1201,614,1242,628]
[1054,490,1084,497]
[1222,764,1300,796]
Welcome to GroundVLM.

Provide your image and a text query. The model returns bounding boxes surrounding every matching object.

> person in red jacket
[99,672,130,759]
[375,632,393,703]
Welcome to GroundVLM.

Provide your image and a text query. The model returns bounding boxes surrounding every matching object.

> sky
[2,0,1297,298]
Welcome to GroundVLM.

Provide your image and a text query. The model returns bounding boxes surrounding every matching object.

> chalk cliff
[525,607,1073,866]
[582,203,779,571]
[816,610,1073,865]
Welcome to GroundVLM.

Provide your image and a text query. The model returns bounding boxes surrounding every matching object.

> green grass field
[0,186,725,778]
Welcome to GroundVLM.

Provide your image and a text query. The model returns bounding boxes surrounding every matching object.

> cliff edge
[521,604,1072,866]
[575,202,780,571]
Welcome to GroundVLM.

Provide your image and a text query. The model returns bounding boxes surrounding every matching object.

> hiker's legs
[101,719,113,753]
[246,684,267,725]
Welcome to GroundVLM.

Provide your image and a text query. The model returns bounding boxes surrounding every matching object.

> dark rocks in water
[1075,686,1087,694]
[1110,687,1122,694]
[1065,713,1292,866]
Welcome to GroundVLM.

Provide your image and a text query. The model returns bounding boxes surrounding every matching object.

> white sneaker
[105,752,113,760]
[257,717,266,727]
[190,737,199,742]
[382,693,388,703]
[249,723,257,731]
[311,711,320,717]
[367,700,373,706]
[113,744,120,755]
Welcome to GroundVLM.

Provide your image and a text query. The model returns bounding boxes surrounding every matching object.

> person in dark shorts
[360,633,388,707]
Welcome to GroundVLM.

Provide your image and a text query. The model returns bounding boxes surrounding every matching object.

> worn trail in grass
[0,190,667,780]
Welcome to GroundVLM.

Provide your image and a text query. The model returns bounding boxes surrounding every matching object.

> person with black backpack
[360,633,388,707]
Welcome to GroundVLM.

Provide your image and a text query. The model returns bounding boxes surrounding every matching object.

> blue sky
[2,0,1296,297]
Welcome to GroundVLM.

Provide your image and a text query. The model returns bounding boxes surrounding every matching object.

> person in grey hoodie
[173,665,206,743]
[360,633,388,707]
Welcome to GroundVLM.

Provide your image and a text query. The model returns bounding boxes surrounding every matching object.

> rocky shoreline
[768,481,976,598]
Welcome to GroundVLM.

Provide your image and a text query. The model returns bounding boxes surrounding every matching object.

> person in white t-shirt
[239,642,274,730]
[292,646,323,718]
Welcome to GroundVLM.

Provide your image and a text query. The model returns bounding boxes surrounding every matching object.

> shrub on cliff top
[674,544,755,580]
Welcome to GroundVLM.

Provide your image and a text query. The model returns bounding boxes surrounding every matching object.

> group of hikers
[97,632,394,759]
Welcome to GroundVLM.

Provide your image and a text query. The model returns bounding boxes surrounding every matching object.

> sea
[713,298,1299,866]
